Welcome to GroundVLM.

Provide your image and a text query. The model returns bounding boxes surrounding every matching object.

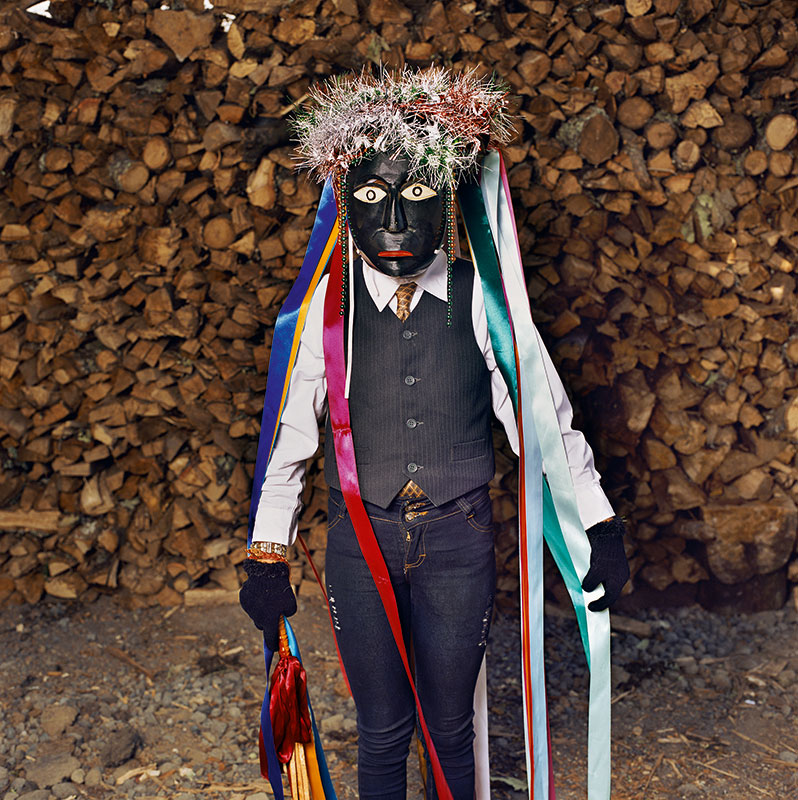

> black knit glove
[239,559,297,650]
[581,516,630,612]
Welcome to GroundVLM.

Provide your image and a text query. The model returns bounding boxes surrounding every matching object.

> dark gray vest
[324,258,494,508]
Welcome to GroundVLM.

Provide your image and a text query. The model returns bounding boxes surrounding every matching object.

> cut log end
[765,114,798,152]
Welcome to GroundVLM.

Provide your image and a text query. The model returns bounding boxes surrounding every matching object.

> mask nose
[383,192,407,233]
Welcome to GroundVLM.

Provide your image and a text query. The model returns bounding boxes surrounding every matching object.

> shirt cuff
[574,481,616,531]
[251,504,297,547]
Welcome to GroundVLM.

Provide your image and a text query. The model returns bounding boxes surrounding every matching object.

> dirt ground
[2,588,798,800]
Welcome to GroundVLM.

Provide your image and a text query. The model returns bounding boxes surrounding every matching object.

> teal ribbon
[460,151,612,800]
[457,182,518,412]
[458,175,549,798]
[488,150,611,800]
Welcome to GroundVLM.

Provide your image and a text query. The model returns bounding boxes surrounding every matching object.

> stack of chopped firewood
[1,0,798,612]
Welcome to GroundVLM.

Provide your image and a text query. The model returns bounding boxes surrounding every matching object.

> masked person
[239,68,629,800]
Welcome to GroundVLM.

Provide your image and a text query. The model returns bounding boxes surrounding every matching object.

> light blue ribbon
[480,151,612,800]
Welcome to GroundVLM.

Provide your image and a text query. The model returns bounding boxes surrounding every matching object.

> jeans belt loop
[455,495,474,519]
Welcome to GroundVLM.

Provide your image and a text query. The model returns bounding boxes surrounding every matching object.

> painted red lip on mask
[378,250,413,257]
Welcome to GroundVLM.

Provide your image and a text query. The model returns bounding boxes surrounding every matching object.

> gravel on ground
[1,589,797,800]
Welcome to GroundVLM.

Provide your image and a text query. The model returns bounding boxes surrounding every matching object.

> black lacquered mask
[346,152,446,278]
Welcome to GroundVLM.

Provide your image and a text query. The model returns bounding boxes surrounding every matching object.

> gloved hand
[239,559,297,650]
[581,516,630,612]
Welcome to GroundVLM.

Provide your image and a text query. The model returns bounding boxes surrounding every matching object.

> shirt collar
[360,249,449,311]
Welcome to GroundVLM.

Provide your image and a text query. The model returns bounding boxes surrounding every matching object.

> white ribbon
[480,150,612,800]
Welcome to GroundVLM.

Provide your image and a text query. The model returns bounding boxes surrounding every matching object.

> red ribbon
[269,650,313,764]
[322,241,454,800]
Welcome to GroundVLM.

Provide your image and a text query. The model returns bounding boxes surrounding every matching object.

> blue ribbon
[248,179,338,544]
[284,619,338,798]
[247,179,338,797]
[260,643,286,798]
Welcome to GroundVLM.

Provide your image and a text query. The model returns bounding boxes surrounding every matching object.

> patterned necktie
[393,281,417,322]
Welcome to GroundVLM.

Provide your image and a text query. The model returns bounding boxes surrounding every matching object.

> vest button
[406,418,418,429]
[407,462,419,473]
[403,330,414,340]
[404,375,416,385]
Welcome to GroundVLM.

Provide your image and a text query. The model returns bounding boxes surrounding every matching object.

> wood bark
[2,0,798,610]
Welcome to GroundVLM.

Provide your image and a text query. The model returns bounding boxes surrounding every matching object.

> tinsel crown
[293,67,513,186]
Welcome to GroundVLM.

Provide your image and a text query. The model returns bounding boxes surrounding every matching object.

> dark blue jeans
[325,485,496,800]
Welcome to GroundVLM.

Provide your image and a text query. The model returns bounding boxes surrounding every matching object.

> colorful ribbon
[250,158,612,800]
[248,179,338,545]
[322,237,455,800]
[260,618,337,799]
[460,150,612,800]
[284,618,338,798]
[248,179,339,800]
[458,175,548,797]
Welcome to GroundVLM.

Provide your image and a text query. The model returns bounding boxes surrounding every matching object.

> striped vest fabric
[324,259,494,508]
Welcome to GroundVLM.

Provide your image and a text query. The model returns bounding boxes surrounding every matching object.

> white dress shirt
[252,251,614,546]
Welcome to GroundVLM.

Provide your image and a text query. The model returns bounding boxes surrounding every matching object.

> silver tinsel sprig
[293,67,514,186]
